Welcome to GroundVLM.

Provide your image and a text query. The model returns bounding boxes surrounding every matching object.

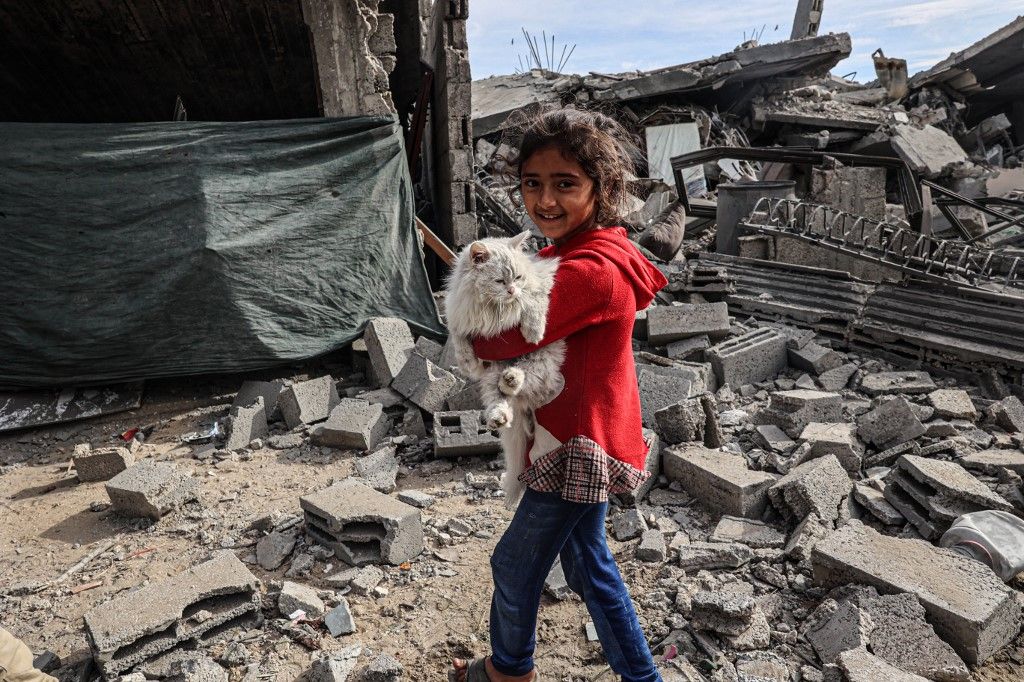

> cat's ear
[469,241,490,265]
[510,231,531,250]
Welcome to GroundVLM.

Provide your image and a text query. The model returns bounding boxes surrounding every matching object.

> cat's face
[520,146,597,242]
[466,233,531,305]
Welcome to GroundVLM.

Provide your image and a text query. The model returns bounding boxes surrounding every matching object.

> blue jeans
[489,488,662,682]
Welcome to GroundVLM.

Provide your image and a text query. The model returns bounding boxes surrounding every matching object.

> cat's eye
[515,275,523,281]
[494,279,503,283]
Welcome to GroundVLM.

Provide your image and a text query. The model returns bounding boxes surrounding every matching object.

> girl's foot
[451,657,536,681]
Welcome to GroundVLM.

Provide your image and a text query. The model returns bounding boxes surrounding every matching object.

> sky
[467,1,1024,83]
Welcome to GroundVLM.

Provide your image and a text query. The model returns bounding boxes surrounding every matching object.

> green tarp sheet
[0,116,443,387]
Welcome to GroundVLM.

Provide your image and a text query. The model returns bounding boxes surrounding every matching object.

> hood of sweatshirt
[545,226,668,311]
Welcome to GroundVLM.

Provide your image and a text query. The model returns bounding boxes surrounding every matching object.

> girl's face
[520,146,598,242]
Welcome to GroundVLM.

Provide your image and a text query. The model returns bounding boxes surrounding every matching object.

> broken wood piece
[416,217,457,266]
[71,580,103,594]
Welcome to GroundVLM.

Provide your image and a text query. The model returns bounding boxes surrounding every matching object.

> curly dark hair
[502,105,642,226]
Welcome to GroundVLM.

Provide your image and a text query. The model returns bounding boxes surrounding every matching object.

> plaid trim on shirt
[519,435,650,504]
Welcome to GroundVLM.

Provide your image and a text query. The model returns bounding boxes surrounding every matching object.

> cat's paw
[521,325,545,345]
[484,403,513,430]
[499,367,525,396]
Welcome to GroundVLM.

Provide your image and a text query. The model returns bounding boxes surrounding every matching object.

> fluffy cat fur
[444,231,566,507]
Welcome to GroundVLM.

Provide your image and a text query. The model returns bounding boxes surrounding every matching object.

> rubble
[647,303,730,345]
[798,422,863,472]
[859,371,937,397]
[224,396,269,451]
[663,446,778,518]
[310,399,389,451]
[106,461,199,521]
[362,317,415,386]
[856,397,926,449]
[232,380,285,421]
[391,353,459,413]
[432,410,501,457]
[279,580,325,618]
[279,376,341,429]
[756,390,843,438]
[73,445,134,482]
[768,454,852,524]
[706,328,787,388]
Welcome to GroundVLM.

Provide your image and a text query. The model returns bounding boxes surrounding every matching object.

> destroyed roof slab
[472,73,561,137]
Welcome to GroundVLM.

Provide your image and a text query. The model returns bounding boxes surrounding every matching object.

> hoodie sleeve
[472,255,612,361]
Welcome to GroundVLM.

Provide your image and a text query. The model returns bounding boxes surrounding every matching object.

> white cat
[444,231,566,506]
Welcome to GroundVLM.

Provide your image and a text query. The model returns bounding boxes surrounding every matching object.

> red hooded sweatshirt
[473,227,668,502]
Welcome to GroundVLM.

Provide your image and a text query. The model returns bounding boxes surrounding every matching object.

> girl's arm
[472,256,612,361]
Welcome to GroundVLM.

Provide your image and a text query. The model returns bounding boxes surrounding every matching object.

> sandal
[448,657,542,681]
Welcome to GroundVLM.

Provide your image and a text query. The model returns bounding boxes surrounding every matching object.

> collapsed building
[3,3,1024,682]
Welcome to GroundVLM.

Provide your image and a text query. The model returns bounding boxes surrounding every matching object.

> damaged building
[3,3,1024,682]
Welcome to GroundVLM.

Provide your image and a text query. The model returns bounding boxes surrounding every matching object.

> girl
[451,107,667,682]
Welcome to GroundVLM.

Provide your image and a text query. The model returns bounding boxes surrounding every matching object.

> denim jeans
[489,488,662,681]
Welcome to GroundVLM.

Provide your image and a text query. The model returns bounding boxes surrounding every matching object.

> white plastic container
[939,510,1024,582]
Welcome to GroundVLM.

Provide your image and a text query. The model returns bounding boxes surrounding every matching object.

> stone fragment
[805,599,874,665]
[256,530,296,571]
[852,484,904,525]
[666,335,709,360]
[757,390,843,438]
[363,317,415,386]
[989,396,1024,433]
[655,398,705,444]
[838,648,928,681]
[308,646,362,682]
[798,422,863,473]
[232,380,286,421]
[357,387,406,408]
[817,363,858,391]
[711,516,785,548]
[268,433,305,450]
[663,446,778,518]
[611,508,647,541]
[391,353,458,412]
[349,566,385,596]
[301,478,423,566]
[647,303,730,345]
[83,552,259,678]
[396,490,434,508]
[862,439,919,468]
[788,342,843,375]
[638,366,694,428]
[224,396,269,451]
[724,607,770,651]
[74,446,135,482]
[166,656,228,682]
[706,328,787,388]
[960,449,1024,475]
[279,376,341,429]
[618,429,661,504]
[413,336,443,365]
[445,381,484,411]
[859,371,936,397]
[432,410,501,457]
[106,461,199,521]
[755,424,796,452]
[278,581,324,619]
[690,590,756,635]
[890,123,969,179]
[811,520,1022,664]
[310,399,389,451]
[636,529,667,562]
[699,394,725,448]
[353,447,399,493]
[398,408,428,438]
[856,397,925,449]
[362,653,403,681]
[928,389,978,421]
[785,512,830,563]
[678,541,753,571]
[544,561,574,600]
[768,455,853,524]
[734,652,789,681]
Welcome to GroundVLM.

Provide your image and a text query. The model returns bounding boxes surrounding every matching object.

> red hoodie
[473,227,668,502]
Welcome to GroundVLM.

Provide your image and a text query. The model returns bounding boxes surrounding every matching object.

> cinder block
[706,328,787,388]
[232,380,286,421]
[647,303,730,345]
[856,397,925,449]
[310,399,389,451]
[755,425,796,453]
[768,454,853,524]
[391,353,459,412]
[787,342,843,375]
[812,520,1022,665]
[363,318,415,386]
[757,390,843,438]
[663,445,778,518]
[106,461,199,520]
[224,396,269,451]
[279,376,341,429]
[413,336,444,364]
[654,398,705,445]
[638,366,693,428]
[433,410,501,458]
[799,422,864,472]
[927,389,978,421]
[83,551,259,677]
[301,478,423,566]
[446,381,484,411]
[666,335,709,360]
[818,363,858,391]
[74,446,135,482]
[859,371,936,397]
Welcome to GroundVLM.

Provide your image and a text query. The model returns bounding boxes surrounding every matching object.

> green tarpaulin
[0,116,443,387]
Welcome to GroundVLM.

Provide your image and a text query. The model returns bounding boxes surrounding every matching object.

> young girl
[451,107,667,682]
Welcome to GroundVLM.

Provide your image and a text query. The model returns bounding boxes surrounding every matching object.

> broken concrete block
[817,363,858,392]
[544,561,574,601]
[710,516,785,549]
[856,397,925,449]
[960,449,1024,476]
[310,399,388,451]
[883,455,1013,540]
[666,335,709,360]
[755,424,796,453]
[106,461,199,521]
[859,371,936,397]
[308,646,362,682]
[398,408,427,438]
[852,484,904,525]
[785,512,831,564]
[636,529,667,562]
[699,393,725,448]
[811,520,1022,664]
[655,398,705,444]
[363,317,415,386]
[647,302,730,345]
[611,508,647,541]
[391,353,459,412]
[301,478,423,566]
[769,455,852,525]
[166,656,228,682]
[618,430,661,505]
[638,366,694,428]
[256,530,296,571]
[232,380,285,421]
[838,648,929,681]
[678,541,753,571]
[445,381,484,411]
[362,653,403,681]
[83,552,259,678]
[690,590,756,635]
[663,446,778,518]
[890,123,969,179]
[862,438,919,468]
[279,376,341,429]
[861,591,969,681]
[349,565,385,596]
[787,342,843,375]
[989,396,1024,433]
[432,410,501,458]
[354,446,399,493]
[757,390,842,438]
[723,607,770,651]
[805,600,873,665]
[74,446,135,483]
[928,389,978,421]
[224,396,269,451]
[279,580,325,619]
[413,336,443,365]
[706,328,787,388]
[799,422,864,472]
[397,490,434,508]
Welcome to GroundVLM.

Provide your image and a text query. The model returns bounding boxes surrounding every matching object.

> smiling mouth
[536,212,563,221]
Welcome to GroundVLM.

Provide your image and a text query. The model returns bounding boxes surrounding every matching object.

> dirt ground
[1,364,1022,681]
